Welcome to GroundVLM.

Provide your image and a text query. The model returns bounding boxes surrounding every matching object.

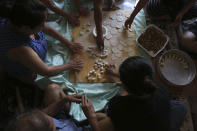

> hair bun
[143,76,158,94]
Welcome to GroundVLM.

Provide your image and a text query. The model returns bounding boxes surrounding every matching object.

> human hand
[65,94,82,103]
[67,14,80,27]
[105,64,117,76]
[124,17,134,29]
[96,36,104,51]
[68,42,84,54]
[171,14,183,27]
[81,95,96,119]
[68,60,84,71]
[79,7,90,16]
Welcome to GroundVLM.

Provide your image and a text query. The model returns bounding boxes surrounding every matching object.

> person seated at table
[5,83,114,131]
[0,0,84,84]
[105,56,187,131]
[124,0,197,29]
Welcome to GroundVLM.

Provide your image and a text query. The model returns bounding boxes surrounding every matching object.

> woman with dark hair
[105,56,187,131]
[0,0,83,84]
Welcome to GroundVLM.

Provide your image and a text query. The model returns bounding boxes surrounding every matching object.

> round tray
[157,49,196,86]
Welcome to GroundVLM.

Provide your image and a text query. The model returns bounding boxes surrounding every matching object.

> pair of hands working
[64,65,120,119]
[64,94,96,121]
[60,64,120,119]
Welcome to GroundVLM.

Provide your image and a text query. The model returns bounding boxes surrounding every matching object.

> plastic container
[137,24,169,57]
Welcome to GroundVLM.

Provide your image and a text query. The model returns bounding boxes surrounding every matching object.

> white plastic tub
[137,24,169,57]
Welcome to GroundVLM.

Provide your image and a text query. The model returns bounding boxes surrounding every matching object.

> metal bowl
[157,49,196,86]
[93,26,107,38]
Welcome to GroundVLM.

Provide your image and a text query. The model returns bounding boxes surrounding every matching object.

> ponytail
[142,76,158,95]
[127,77,158,100]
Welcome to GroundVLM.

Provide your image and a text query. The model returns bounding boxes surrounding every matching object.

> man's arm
[172,0,196,27]
[43,23,83,53]
[39,0,80,26]
[94,0,104,50]
[40,0,68,17]
[125,0,148,28]
[43,23,71,46]
[8,47,83,77]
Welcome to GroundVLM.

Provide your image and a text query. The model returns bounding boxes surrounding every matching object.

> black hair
[5,109,53,131]
[0,0,47,28]
[119,56,157,96]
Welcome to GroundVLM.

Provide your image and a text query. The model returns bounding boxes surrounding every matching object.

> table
[70,10,137,83]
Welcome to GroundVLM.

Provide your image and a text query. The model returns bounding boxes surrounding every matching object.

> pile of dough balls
[86,59,109,81]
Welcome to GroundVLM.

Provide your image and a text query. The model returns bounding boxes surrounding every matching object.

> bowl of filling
[137,24,169,57]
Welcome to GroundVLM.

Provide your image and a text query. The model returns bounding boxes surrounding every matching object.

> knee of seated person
[181,31,196,44]
[45,83,61,92]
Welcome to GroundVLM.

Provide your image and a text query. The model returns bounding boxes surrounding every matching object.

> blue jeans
[170,100,187,131]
